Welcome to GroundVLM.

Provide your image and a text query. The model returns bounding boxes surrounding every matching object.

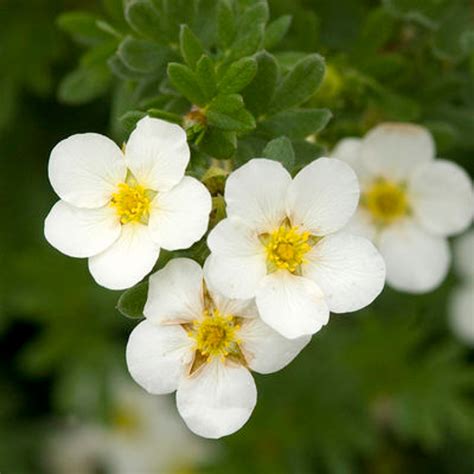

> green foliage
[117,281,148,319]
[262,136,295,169]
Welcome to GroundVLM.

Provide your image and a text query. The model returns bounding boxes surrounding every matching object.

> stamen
[110,182,151,225]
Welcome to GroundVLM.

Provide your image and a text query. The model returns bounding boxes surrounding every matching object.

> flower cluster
[44,117,473,438]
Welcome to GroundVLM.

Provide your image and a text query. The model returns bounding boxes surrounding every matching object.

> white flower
[449,231,474,346]
[205,158,386,339]
[45,380,213,474]
[44,117,212,290]
[333,123,474,293]
[126,258,310,439]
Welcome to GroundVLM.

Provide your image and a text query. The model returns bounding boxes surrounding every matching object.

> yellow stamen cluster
[110,182,151,224]
[188,309,241,361]
[265,225,311,273]
[363,179,409,225]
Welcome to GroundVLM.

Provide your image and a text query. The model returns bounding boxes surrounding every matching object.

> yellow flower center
[188,309,241,361]
[363,179,409,225]
[265,225,312,273]
[111,405,141,434]
[110,182,151,224]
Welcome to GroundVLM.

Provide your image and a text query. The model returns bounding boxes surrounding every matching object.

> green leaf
[57,11,109,46]
[270,54,325,114]
[207,94,256,132]
[167,62,207,106]
[201,128,237,159]
[179,25,206,69]
[58,66,111,105]
[108,53,148,80]
[260,108,332,139]
[262,136,295,170]
[242,51,279,116]
[218,57,257,94]
[116,281,149,319]
[196,55,217,101]
[217,0,237,50]
[264,15,292,50]
[118,36,169,74]
[147,108,183,124]
[125,0,163,41]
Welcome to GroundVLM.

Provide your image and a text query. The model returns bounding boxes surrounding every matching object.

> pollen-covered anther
[110,182,151,224]
[265,225,312,273]
[189,309,241,361]
[363,179,409,224]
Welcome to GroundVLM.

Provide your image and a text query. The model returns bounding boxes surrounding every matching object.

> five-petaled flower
[333,123,474,293]
[205,158,386,339]
[126,258,310,438]
[44,117,212,290]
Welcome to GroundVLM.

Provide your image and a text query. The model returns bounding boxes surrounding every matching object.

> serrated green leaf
[207,94,256,131]
[196,55,217,101]
[168,62,207,106]
[201,128,237,159]
[242,51,279,116]
[179,25,206,69]
[57,11,109,46]
[116,281,148,319]
[269,54,325,114]
[262,136,295,170]
[58,66,111,105]
[260,108,332,139]
[118,36,170,74]
[218,57,257,94]
[125,0,163,41]
[264,15,292,50]
[147,108,183,124]
[217,0,236,50]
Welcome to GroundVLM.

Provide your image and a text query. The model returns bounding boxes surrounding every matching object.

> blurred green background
[1,0,473,472]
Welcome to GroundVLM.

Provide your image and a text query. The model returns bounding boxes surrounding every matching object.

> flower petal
[409,159,474,236]
[303,232,386,313]
[88,223,160,290]
[176,360,256,439]
[125,116,190,192]
[331,137,362,168]
[239,317,310,374]
[360,123,434,181]
[224,159,291,233]
[379,220,450,293]
[256,271,330,339]
[343,209,377,241]
[206,218,266,299]
[126,320,192,394]
[44,200,121,258]
[144,258,204,325]
[286,158,360,235]
[48,133,126,208]
[454,231,474,279]
[148,177,211,251]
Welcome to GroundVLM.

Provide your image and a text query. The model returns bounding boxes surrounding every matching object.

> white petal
[449,286,474,346]
[144,258,204,325]
[125,116,190,192]
[239,317,310,374]
[148,177,211,251]
[176,360,256,439]
[360,123,434,181]
[409,160,474,236]
[286,158,360,235]
[44,200,121,258]
[331,137,362,168]
[126,320,192,394]
[88,223,160,290]
[256,271,330,339]
[206,218,266,299]
[303,232,386,313]
[224,159,291,233]
[454,231,474,279]
[343,208,377,241]
[379,220,450,293]
[48,133,126,208]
